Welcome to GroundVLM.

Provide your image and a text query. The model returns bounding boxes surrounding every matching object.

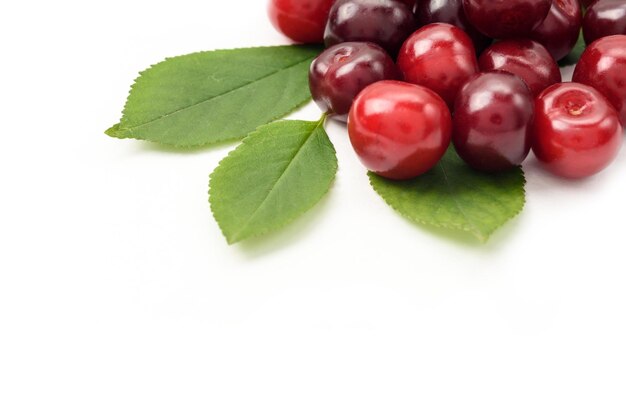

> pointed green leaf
[106,45,322,147]
[368,148,526,242]
[209,119,337,244]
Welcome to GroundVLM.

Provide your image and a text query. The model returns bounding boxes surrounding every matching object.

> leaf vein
[230,120,324,241]
[122,56,313,133]
[438,159,483,237]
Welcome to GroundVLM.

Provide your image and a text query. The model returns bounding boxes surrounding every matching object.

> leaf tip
[473,231,490,243]
[105,123,124,138]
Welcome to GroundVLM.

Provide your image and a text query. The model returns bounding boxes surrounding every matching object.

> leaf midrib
[229,121,322,242]
[438,160,483,239]
[120,56,314,133]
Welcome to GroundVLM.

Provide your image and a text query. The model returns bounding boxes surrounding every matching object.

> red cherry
[324,0,416,55]
[583,0,626,45]
[416,0,492,53]
[479,39,562,97]
[462,0,551,39]
[348,80,452,180]
[309,42,400,121]
[572,35,626,126]
[397,23,479,108]
[533,82,623,179]
[268,0,335,44]
[453,72,535,172]
[530,0,583,61]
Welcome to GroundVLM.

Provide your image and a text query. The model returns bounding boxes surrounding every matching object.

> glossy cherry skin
[348,80,452,180]
[324,0,416,55]
[462,0,551,39]
[397,23,479,108]
[530,0,583,61]
[416,0,492,53]
[309,42,400,121]
[583,0,626,45]
[479,39,562,97]
[573,35,626,125]
[453,72,534,172]
[268,0,335,44]
[533,82,623,179]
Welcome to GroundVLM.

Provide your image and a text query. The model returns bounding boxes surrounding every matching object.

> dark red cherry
[453,72,535,172]
[309,42,400,121]
[479,39,562,97]
[416,0,492,53]
[268,0,336,44]
[397,23,479,108]
[324,0,416,55]
[533,82,623,179]
[462,0,551,39]
[583,0,626,45]
[530,0,583,61]
[580,0,596,7]
[573,35,626,125]
[348,80,452,180]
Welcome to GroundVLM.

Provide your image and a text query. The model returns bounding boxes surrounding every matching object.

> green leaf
[209,118,337,244]
[368,148,525,242]
[106,45,322,147]
[559,31,585,67]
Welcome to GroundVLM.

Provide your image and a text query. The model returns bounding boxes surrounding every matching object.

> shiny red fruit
[530,0,583,61]
[533,82,622,179]
[324,0,416,55]
[583,0,626,45]
[348,80,452,180]
[397,23,479,108]
[462,0,551,39]
[573,35,626,125]
[416,0,492,53]
[309,42,400,121]
[453,72,535,172]
[268,0,335,43]
[479,39,561,97]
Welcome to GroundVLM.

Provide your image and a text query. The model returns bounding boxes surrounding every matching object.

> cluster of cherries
[268,0,626,179]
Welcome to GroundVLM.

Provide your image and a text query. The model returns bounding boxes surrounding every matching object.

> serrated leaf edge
[368,167,526,243]
[105,95,312,149]
[208,119,337,245]
[105,45,321,148]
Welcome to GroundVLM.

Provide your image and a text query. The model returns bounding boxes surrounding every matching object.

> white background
[1,1,626,417]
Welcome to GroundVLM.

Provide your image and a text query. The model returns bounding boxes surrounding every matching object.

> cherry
[324,0,416,55]
[462,0,551,39]
[532,82,623,179]
[416,0,492,53]
[452,72,535,172]
[348,80,452,180]
[309,42,400,121]
[572,35,626,125]
[268,0,335,44]
[397,23,479,108]
[530,0,583,61]
[479,39,561,97]
[583,0,626,45]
